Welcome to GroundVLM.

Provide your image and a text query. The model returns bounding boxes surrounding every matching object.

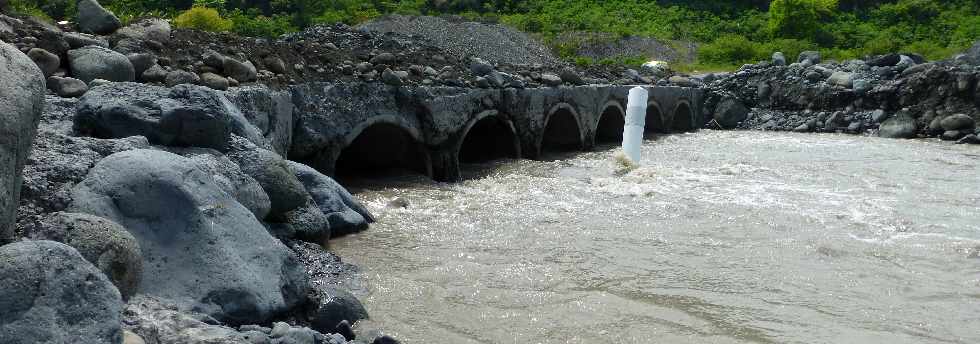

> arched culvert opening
[645,102,666,138]
[595,104,625,145]
[541,106,583,155]
[671,102,695,132]
[459,115,521,163]
[334,122,431,179]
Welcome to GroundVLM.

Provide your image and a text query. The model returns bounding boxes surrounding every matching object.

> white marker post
[621,86,648,164]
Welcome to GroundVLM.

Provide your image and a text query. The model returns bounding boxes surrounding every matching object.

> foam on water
[333,131,980,344]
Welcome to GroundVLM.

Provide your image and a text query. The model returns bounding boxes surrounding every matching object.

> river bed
[333,131,980,344]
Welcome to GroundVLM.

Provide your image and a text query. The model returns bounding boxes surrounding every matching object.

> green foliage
[173,6,233,32]
[7,0,71,20]
[768,0,838,39]
[229,9,295,37]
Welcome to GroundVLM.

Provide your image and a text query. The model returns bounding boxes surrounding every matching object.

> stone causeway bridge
[232,83,705,182]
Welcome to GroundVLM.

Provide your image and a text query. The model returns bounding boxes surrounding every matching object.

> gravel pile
[358,14,560,67]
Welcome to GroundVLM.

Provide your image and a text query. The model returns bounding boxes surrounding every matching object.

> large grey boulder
[879,115,917,139]
[797,51,821,65]
[27,212,143,300]
[69,149,309,324]
[76,0,121,35]
[68,45,135,83]
[165,147,271,220]
[940,114,976,131]
[772,52,786,66]
[224,86,294,156]
[288,161,374,237]
[227,137,309,218]
[0,40,45,243]
[0,240,124,344]
[112,18,171,44]
[712,97,749,129]
[74,82,267,152]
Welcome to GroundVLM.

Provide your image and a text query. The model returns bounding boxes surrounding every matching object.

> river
[331,130,980,344]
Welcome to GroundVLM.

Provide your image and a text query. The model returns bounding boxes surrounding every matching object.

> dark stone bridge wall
[286,83,703,181]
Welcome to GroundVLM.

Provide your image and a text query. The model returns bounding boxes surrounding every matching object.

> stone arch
[457,110,521,164]
[645,100,667,135]
[334,116,432,178]
[670,100,696,132]
[594,100,625,145]
[539,103,585,156]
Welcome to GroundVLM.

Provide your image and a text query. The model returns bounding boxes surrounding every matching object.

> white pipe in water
[621,86,648,164]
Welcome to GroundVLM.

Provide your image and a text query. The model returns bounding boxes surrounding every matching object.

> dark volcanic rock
[26,47,58,77]
[879,115,917,139]
[288,161,374,237]
[27,212,143,300]
[940,113,976,131]
[46,76,88,97]
[76,0,121,35]
[74,82,265,152]
[713,97,749,129]
[68,149,310,324]
[68,45,135,83]
[308,286,369,335]
[0,240,124,344]
[0,40,45,243]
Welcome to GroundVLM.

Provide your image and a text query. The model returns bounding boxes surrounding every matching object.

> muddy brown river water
[332,131,980,344]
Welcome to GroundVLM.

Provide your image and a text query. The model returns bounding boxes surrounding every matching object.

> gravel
[358,15,559,67]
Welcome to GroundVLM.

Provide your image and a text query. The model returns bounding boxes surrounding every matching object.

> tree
[768,0,838,39]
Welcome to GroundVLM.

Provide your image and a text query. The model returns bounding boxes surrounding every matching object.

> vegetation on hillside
[7,0,980,71]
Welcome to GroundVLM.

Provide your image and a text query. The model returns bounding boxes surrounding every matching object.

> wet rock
[46,75,88,97]
[0,40,45,243]
[956,134,980,144]
[308,286,369,335]
[69,149,310,324]
[798,51,821,64]
[165,69,200,86]
[878,115,917,139]
[712,97,749,129]
[772,52,786,66]
[373,335,400,344]
[941,130,967,141]
[76,0,121,35]
[288,161,374,237]
[125,295,279,344]
[334,320,355,341]
[846,120,863,133]
[27,48,59,77]
[68,45,135,83]
[940,114,976,131]
[28,212,143,300]
[200,72,230,90]
[0,240,123,343]
[113,17,171,44]
[75,83,263,151]
[871,109,889,123]
[224,57,257,82]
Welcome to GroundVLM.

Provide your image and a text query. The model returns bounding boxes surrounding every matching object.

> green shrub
[698,34,765,65]
[173,6,232,32]
[229,10,295,37]
[768,0,838,39]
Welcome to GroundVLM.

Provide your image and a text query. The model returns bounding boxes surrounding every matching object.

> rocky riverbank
[700,48,980,144]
